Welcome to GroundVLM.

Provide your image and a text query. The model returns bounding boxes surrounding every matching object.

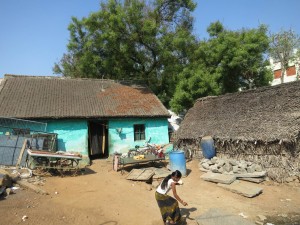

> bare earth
[1,158,300,225]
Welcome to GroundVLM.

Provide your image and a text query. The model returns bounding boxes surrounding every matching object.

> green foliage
[54,0,197,107]
[55,2,276,114]
[170,22,272,113]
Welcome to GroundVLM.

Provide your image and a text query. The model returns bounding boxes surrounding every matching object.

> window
[134,124,145,141]
[274,69,282,79]
[286,66,296,76]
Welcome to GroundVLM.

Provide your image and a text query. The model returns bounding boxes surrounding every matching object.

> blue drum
[169,151,187,177]
[200,136,216,159]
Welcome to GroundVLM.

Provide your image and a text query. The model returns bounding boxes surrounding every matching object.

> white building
[270,49,300,86]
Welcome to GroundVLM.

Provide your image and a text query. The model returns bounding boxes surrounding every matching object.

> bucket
[200,136,216,159]
[169,151,187,177]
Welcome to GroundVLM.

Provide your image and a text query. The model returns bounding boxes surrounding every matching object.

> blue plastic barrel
[169,151,187,177]
[200,136,216,159]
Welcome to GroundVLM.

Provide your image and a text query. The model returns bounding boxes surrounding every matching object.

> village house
[175,80,300,182]
[0,75,170,165]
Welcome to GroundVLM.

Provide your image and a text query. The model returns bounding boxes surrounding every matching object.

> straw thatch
[175,81,300,182]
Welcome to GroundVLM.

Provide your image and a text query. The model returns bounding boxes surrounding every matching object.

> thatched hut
[175,81,300,182]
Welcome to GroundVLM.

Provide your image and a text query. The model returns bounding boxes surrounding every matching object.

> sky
[1,0,300,78]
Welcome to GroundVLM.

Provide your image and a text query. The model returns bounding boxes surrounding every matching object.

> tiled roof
[0,75,170,119]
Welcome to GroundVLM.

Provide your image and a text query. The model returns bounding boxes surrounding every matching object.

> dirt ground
[1,158,300,225]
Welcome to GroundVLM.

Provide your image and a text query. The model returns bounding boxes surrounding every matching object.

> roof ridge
[3,74,148,86]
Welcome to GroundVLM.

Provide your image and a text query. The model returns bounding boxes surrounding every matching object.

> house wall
[269,52,300,86]
[108,118,169,154]
[45,120,89,164]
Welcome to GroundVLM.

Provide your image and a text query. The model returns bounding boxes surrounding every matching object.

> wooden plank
[16,139,27,168]
[126,169,155,181]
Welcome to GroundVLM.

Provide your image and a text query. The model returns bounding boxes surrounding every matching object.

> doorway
[88,121,108,159]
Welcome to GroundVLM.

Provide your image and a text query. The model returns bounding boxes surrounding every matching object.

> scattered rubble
[0,167,48,197]
[199,157,266,198]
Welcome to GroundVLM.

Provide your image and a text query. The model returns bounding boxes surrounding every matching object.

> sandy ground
[1,158,300,225]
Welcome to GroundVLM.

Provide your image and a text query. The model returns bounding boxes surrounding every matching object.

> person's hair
[161,170,182,190]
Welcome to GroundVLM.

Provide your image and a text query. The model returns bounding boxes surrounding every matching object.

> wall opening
[88,121,108,159]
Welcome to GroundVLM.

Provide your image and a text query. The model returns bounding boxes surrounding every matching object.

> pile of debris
[199,157,267,198]
[0,168,19,197]
[0,167,48,198]
[199,157,264,175]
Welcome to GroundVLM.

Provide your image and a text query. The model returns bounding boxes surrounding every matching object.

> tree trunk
[280,68,285,83]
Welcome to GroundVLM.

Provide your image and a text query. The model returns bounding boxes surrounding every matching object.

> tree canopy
[170,22,273,113]
[55,1,275,114]
[54,0,197,106]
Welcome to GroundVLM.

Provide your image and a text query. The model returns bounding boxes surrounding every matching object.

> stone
[239,177,265,184]
[210,157,218,164]
[201,172,236,184]
[202,162,210,170]
[235,171,267,178]
[218,180,263,198]
[257,214,267,221]
[285,177,294,183]
[229,159,238,166]
[217,159,225,167]
[223,163,233,172]
[254,164,263,172]
[195,208,256,225]
[246,165,256,173]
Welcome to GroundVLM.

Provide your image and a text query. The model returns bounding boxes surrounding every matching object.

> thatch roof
[176,81,300,143]
[0,75,170,119]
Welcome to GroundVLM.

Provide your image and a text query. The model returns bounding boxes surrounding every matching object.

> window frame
[134,124,145,141]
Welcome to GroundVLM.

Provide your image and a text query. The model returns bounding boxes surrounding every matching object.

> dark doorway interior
[88,121,108,159]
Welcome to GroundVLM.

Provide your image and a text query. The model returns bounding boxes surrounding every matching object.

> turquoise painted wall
[108,118,169,154]
[45,120,88,157]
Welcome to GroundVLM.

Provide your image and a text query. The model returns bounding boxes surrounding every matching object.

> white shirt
[156,179,174,195]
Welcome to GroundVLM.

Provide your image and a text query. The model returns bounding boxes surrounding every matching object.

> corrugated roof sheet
[0,75,170,119]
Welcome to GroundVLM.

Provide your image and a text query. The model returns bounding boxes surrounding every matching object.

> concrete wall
[45,120,89,164]
[108,118,169,154]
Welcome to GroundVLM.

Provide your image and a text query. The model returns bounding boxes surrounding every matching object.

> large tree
[54,0,197,106]
[170,22,272,113]
[269,29,300,83]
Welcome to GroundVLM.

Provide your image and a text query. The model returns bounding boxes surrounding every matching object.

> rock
[239,177,265,184]
[257,214,267,221]
[232,166,239,173]
[201,172,236,184]
[285,177,294,183]
[254,164,263,172]
[223,163,233,172]
[239,162,248,169]
[255,221,264,225]
[246,165,256,173]
[235,171,267,178]
[210,157,218,164]
[229,159,238,166]
[217,159,225,167]
[202,162,210,170]
[210,165,219,173]
[218,180,263,198]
